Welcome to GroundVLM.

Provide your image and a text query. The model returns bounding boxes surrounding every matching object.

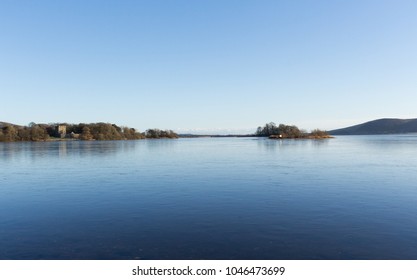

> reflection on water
[0,140,140,161]
[1,136,417,260]
[257,137,330,151]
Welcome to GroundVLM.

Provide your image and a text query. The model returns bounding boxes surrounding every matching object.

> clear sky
[1,0,416,134]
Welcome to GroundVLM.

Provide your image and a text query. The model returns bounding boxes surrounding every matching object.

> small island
[255,122,332,139]
[0,122,178,142]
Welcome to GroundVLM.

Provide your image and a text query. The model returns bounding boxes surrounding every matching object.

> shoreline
[268,135,334,140]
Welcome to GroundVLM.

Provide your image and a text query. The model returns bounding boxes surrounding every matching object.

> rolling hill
[329,118,417,135]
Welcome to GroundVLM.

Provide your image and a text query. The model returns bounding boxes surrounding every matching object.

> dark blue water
[1,136,417,259]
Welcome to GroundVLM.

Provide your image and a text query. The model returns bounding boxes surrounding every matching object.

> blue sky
[1,0,416,134]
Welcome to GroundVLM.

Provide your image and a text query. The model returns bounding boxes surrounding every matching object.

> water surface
[1,135,417,259]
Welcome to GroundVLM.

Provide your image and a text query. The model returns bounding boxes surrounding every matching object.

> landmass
[328,118,417,135]
[255,122,331,139]
[179,123,331,139]
[0,120,333,142]
[0,122,178,142]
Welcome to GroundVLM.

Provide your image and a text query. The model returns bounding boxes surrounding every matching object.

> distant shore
[0,122,178,142]
[1,121,333,142]
[179,134,333,139]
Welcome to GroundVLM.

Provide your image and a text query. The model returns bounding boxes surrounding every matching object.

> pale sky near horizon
[1,0,416,134]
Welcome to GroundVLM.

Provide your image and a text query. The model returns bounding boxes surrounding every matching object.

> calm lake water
[1,135,417,260]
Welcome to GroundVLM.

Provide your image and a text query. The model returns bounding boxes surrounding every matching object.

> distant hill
[329,118,417,135]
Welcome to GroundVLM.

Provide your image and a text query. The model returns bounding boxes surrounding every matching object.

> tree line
[0,122,178,142]
[0,124,50,142]
[255,122,330,139]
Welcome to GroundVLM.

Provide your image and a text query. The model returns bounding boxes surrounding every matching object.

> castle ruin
[57,125,67,138]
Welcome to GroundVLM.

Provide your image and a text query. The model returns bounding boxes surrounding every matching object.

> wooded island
[0,122,178,142]
[255,122,331,139]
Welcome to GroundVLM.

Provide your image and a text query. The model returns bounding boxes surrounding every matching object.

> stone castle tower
[57,125,67,138]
